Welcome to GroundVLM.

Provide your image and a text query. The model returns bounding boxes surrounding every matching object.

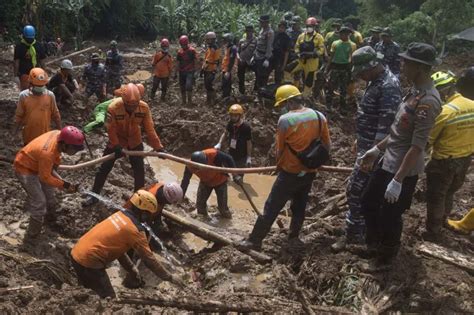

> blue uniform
[345,68,401,239]
[375,41,401,77]
[105,50,123,92]
[82,63,106,99]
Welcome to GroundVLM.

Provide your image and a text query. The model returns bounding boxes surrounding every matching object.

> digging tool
[45,46,96,66]
[236,181,285,229]
[83,133,94,159]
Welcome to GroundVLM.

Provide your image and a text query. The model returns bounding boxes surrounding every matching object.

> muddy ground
[0,42,472,314]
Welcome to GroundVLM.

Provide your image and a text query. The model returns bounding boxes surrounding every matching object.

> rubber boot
[447,208,474,234]
[181,91,187,106]
[238,216,271,251]
[206,91,211,105]
[210,91,217,106]
[187,91,193,106]
[218,207,232,219]
[23,217,44,243]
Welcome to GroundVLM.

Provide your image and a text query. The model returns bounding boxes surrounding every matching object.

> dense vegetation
[1,0,473,48]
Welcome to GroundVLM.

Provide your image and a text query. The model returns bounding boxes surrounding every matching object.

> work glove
[224,72,230,80]
[358,145,381,173]
[214,143,221,150]
[246,156,252,167]
[262,59,270,68]
[63,181,79,193]
[113,145,123,159]
[233,175,243,185]
[155,147,167,159]
[384,178,402,204]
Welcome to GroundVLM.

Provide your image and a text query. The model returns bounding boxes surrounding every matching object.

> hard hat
[352,46,383,76]
[58,126,85,148]
[163,182,184,204]
[179,35,189,46]
[130,190,158,213]
[121,83,141,104]
[60,59,73,70]
[431,71,456,89]
[160,38,170,47]
[29,68,49,86]
[136,83,145,97]
[23,25,36,39]
[274,84,301,107]
[204,32,217,40]
[110,40,118,47]
[223,33,234,42]
[380,27,392,37]
[190,151,208,164]
[229,104,244,115]
[447,208,474,233]
[306,17,319,26]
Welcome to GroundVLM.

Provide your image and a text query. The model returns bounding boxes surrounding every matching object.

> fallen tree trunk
[417,242,474,273]
[162,209,271,264]
[118,293,275,312]
[281,267,316,315]
[45,46,96,66]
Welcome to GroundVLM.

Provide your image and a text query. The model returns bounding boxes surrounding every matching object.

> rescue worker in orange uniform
[180,148,242,219]
[202,31,220,105]
[14,68,61,145]
[150,38,173,101]
[83,83,165,206]
[71,190,185,298]
[14,126,84,242]
[221,33,238,99]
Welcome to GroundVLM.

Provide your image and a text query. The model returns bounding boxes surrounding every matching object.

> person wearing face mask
[105,40,124,95]
[82,83,165,207]
[239,85,331,251]
[214,104,253,177]
[202,31,221,105]
[221,33,238,99]
[14,126,84,244]
[288,17,325,96]
[71,190,185,298]
[13,25,47,91]
[82,53,106,102]
[422,70,474,241]
[13,68,61,145]
[47,59,79,107]
[150,38,173,102]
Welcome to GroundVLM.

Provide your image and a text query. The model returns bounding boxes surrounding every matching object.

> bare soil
[0,42,472,314]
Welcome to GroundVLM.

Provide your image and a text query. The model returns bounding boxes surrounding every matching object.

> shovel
[236,181,285,229]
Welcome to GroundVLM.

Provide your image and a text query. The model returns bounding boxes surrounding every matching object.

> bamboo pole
[161,209,272,264]
[45,46,96,66]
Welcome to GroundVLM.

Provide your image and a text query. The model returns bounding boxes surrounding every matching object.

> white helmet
[163,182,184,204]
[60,59,73,70]
[204,31,217,40]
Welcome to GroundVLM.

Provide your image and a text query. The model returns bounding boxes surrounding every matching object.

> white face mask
[306,27,314,33]
[162,48,169,53]
[32,86,46,94]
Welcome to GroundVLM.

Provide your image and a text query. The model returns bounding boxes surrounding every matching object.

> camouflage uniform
[345,68,401,240]
[105,49,123,93]
[82,62,106,100]
[363,36,380,49]
[375,41,401,77]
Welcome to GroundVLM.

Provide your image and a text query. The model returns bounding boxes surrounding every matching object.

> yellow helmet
[431,71,456,89]
[229,104,244,115]
[274,84,301,107]
[130,190,158,213]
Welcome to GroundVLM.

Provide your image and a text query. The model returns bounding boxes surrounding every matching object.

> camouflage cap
[370,26,383,33]
[380,27,392,37]
[292,15,302,23]
[332,18,343,26]
[352,46,383,76]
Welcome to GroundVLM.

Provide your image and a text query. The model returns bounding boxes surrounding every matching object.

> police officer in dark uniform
[332,46,401,252]
[82,53,106,102]
[359,43,442,272]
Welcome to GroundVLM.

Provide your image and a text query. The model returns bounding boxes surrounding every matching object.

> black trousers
[150,76,169,99]
[222,72,232,98]
[203,71,216,92]
[237,61,252,94]
[254,59,271,91]
[92,143,145,194]
[71,255,115,298]
[361,166,418,260]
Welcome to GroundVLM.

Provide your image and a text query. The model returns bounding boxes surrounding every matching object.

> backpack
[287,111,330,169]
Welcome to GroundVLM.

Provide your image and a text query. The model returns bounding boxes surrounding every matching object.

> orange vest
[203,47,220,72]
[193,148,228,187]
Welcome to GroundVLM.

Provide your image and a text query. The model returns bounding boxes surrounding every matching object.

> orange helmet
[121,83,141,104]
[114,83,144,98]
[136,83,145,97]
[29,68,48,86]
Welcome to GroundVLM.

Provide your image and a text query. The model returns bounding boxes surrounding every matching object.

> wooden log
[0,285,34,294]
[161,209,271,264]
[117,294,270,312]
[417,242,474,273]
[45,46,96,66]
[281,267,316,315]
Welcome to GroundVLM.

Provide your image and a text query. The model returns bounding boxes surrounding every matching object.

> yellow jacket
[429,93,474,159]
[295,32,325,58]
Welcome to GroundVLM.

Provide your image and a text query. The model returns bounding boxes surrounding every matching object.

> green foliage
[389,11,435,47]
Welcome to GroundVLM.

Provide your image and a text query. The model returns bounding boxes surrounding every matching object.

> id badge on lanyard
[230,138,237,149]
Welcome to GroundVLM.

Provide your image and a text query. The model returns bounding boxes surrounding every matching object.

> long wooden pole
[161,209,272,264]
[45,46,96,66]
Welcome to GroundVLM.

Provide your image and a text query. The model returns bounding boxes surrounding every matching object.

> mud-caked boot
[238,216,271,251]
[82,195,98,207]
[238,238,262,252]
[219,207,232,219]
[23,217,44,244]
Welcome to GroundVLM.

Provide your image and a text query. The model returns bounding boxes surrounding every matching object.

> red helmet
[121,83,141,104]
[58,126,85,147]
[179,35,189,46]
[306,17,319,26]
[160,38,170,47]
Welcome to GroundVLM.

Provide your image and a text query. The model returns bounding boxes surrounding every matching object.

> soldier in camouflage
[375,28,401,77]
[82,53,106,102]
[363,26,382,49]
[332,46,401,252]
[105,40,124,94]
